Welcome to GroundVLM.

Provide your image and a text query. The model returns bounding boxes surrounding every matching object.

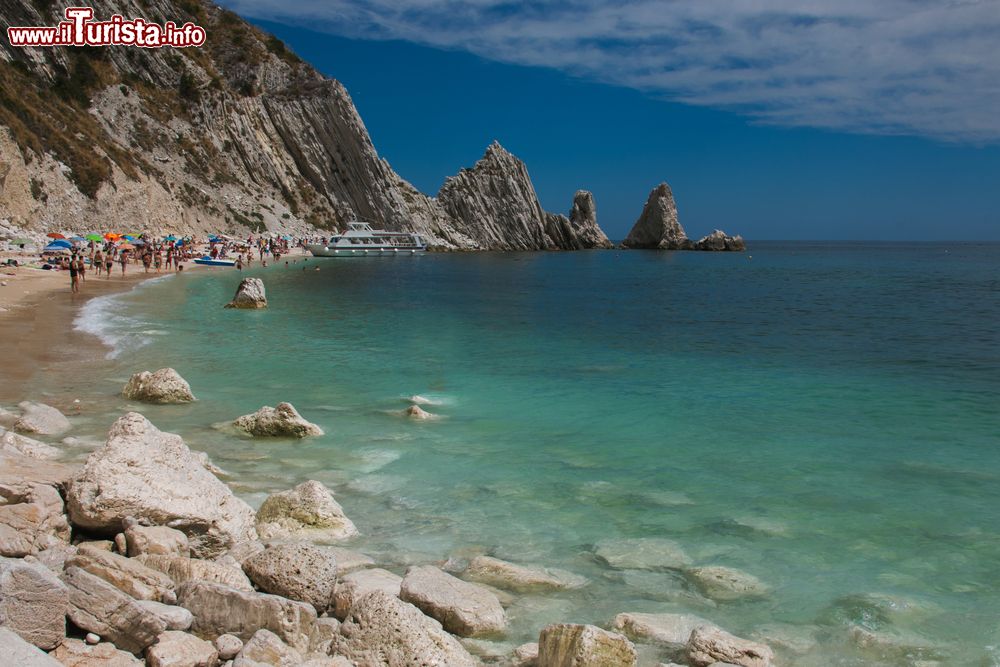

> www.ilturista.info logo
[7,7,206,48]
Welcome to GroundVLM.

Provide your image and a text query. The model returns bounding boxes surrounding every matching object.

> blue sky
[227,2,999,240]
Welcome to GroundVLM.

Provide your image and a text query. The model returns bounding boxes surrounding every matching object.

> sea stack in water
[225,278,267,309]
[622,182,744,251]
[232,403,323,438]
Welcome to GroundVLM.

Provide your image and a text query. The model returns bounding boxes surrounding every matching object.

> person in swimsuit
[69,254,80,293]
[105,253,113,278]
[78,255,86,283]
[120,250,128,276]
[93,250,103,276]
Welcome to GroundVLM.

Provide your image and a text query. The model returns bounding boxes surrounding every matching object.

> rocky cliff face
[622,183,744,251]
[0,0,609,250]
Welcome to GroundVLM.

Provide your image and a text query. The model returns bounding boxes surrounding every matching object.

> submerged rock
[122,368,195,404]
[331,590,478,667]
[686,625,773,667]
[233,403,323,438]
[255,480,358,542]
[686,566,768,601]
[226,278,268,309]
[66,413,258,558]
[593,537,691,571]
[243,543,339,613]
[621,183,690,250]
[0,427,60,459]
[463,555,587,592]
[399,564,507,637]
[611,612,715,649]
[537,623,637,667]
[14,402,71,436]
[404,405,436,420]
[0,556,69,650]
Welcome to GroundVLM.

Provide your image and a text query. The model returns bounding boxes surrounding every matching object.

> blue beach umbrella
[47,239,72,249]
[43,242,70,252]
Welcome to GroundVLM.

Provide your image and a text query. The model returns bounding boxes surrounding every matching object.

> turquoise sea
[39,242,1000,664]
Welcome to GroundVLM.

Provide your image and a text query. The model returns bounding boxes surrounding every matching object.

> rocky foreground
[0,380,787,667]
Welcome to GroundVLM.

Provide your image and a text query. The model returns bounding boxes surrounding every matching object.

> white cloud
[223,0,1000,143]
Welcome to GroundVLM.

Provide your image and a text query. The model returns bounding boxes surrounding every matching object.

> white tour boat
[306,222,427,257]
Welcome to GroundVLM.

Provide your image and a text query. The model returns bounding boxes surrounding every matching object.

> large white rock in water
[464,555,588,592]
[686,625,774,667]
[66,413,258,558]
[593,537,692,571]
[122,368,195,404]
[399,565,507,637]
[233,403,323,438]
[0,556,69,650]
[332,590,478,667]
[225,278,267,309]
[14,401,71,436]
[242,543,339,613]
[537,623,638,667]
[610,612,715,649]
[686,566,768,601]
[621,183,690,250]
[256,480,358,542]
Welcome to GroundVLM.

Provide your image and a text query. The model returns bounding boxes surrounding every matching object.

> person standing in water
[120,249,128,276]
[68,254,80,293]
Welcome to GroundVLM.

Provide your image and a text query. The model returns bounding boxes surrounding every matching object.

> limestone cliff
[0,0,609,250]
[622,183,744,251]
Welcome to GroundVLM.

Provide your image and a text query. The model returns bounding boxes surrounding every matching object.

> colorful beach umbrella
[119,243,135,250]
[85,234,103,242]
[46,239,72,249]
[104,233,120,240]
[46,232,66,239]
[43,242,70,252]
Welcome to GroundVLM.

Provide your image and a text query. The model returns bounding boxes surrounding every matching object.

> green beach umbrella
[85,234,103,242]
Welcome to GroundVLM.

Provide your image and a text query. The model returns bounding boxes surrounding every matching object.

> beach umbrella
[43,242,70,252]
[104,233,119,240]
[119,243,135,250]
[85,234,103,242]
[164,235,177,242]
[46,232,66,239]
[47,239,72,249]
[9,238,29,245]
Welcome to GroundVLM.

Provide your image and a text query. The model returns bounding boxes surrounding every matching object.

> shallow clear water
[35,243,1000,664]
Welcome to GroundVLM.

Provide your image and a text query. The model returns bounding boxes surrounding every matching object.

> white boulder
[399,564,507,637]
[686,625,773,667]
[14,402,71,436]
[233,403,323,438]
[226,278,267,309]
[122,368,195,404]
[66,413,257,558]
[255,480,357,542]
[537,623,637,666]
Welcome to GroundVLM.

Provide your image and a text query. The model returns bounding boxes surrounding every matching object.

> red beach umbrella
[46,232,66,239]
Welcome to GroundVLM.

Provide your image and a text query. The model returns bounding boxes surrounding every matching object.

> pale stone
[331,590,477,667]
[34,544,78,574]
[0,627,63,666]
[307,617,340,654]
[242,542,338,613]
[66,413,257,558]
[215,633,244,660]
[686,626,773,667]
[399,564,506,637]
[14,402,71,436]
[125,524,191,557]
[138,553,254,591]
[333,567,402,620]
[0,451,77,497]
[464,555,587,592]
[177,580,316,652]
[686,566,768,601]
[146,630,219,667]
[67,545,175,602]
[51,637,143,666]
[0,427,60,459]
[62,566,167,654]
[611,612,715,649]
[514,641,540,666]
[85,632,100,644]
[537,623,637,667]
[404,405,434,420]
[226,278,267,309]
[233,403,322,438]
[621,183,690,250]
[0,555,68,649]
[255,480,357,542]
[233,628,300,666]
[593,538,691,571]
[136,599,194,631]
[122,368,195,404]
[0,483,71,557]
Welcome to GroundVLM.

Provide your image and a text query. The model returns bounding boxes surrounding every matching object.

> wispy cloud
[224,0,1000,143]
